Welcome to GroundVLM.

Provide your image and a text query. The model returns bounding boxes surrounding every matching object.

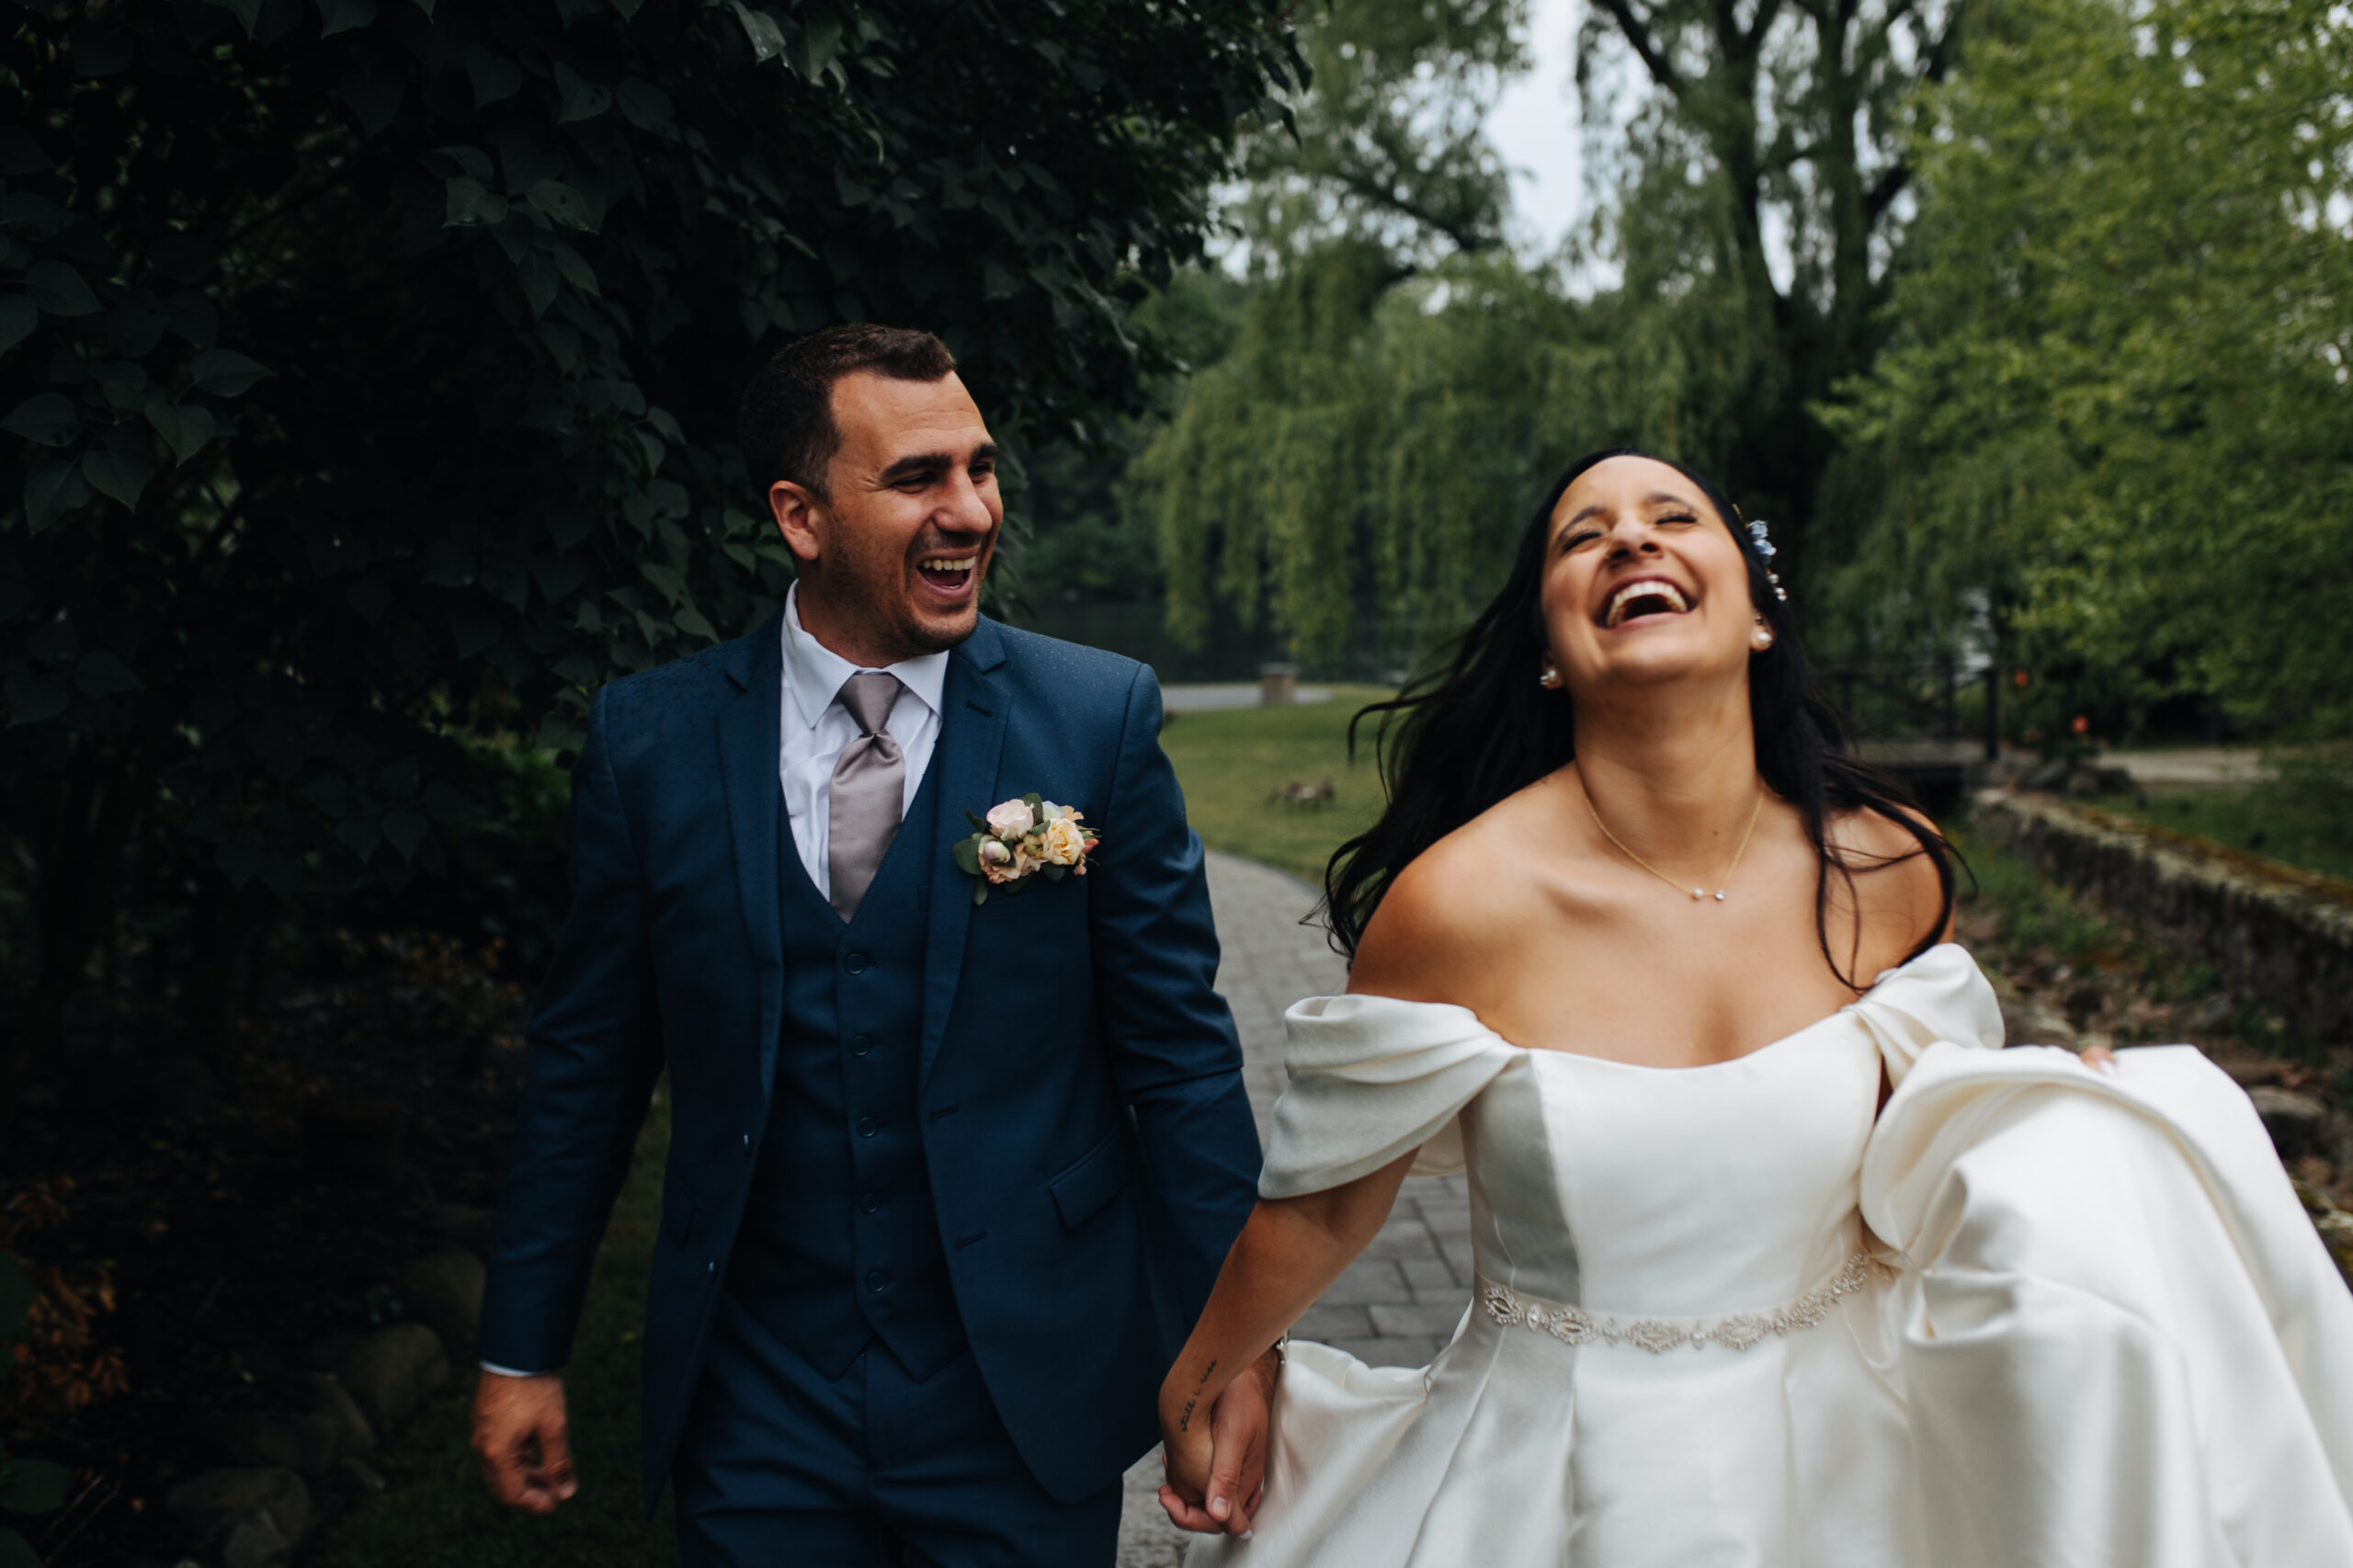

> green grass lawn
[1157,686,1397,887]
[2071,782,2353,884]
[314,1101,680,1568]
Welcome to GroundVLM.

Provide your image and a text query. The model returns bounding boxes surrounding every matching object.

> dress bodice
[1263,944,2005,1318]
[1200,942,2353,1568]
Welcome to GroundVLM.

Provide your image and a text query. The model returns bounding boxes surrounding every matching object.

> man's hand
[472,1369,577,1514]
[1159,1346,1280,1536]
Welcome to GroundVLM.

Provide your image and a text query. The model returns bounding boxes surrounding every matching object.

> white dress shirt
[777,583,949,896]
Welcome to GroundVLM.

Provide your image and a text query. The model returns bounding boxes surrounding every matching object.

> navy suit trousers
[674,1293,1122,1567]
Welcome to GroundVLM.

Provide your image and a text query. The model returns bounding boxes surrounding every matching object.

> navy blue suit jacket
[479,613,1264,1511]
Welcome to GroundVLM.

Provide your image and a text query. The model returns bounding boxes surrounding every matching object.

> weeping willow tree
[1146,248,1595,660]
[1145,0,1972,666]
[1145,0,1569,664]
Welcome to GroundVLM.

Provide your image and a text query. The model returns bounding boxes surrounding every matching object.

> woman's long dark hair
[1323,449,1954,988]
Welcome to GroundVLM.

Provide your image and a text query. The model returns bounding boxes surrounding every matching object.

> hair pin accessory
[1745,517,1789,603]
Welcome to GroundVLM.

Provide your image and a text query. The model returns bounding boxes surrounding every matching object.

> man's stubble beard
[813,539,988,662]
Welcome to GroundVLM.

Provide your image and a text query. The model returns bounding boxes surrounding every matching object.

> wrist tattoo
[1176,1358,1216,1434]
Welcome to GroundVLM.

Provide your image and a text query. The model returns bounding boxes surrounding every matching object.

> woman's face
[1539,455,1757,703]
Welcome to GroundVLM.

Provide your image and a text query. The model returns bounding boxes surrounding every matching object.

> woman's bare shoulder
[1347,787,1559,1003]
[1828,800,1954,944]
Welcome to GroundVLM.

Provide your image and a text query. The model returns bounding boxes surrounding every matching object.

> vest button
[860,1192,881,1214]
[855,1117,877,1137]
[866,1268,891,1293]
[851,1034,872,1057]
[844,951,870,974]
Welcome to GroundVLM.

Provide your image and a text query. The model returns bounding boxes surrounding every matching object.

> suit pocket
[1049,1130,1133,1229]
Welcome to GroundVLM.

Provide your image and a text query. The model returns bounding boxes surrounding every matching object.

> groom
[471,324,1274,1562]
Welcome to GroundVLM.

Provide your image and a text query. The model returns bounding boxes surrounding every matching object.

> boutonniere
[952,793,1100,905]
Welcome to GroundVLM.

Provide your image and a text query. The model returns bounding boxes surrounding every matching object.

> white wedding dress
[1190,945,2353,1567]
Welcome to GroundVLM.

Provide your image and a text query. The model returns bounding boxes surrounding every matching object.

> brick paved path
[1117,851,1472,1564]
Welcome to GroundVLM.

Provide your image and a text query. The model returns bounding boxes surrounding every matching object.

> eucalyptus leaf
[83,438,153,509]
[0,296,34,357]
[5,675,67,728]
[549,243,599,297]
[189,349,273,397]
[75,651,144,698]
[0,194,71,241]
[617,79,676,138]
[25,260,99,317]
[24,459,90,532]
[795,8,844,82]
[554,62,611,123]
[527,180,597,233]
[381,809,426,860]
[0,1459,73,1516]
[316,0,377,36]
[443,176,508,228]
[461,46,522,107]
[145,401,217,464]
[730,1,787,63]
[2,392,80,447]
[205,0,263,38]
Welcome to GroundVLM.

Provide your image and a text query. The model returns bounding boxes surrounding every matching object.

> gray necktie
[827,671,906,921]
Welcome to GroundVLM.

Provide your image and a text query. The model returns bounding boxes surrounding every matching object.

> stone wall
[1972,790,2353,1055]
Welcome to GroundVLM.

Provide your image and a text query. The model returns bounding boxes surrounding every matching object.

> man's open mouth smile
[915,553,980,597]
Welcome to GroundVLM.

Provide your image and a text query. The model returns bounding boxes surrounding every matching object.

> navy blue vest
[724,762,966,1381]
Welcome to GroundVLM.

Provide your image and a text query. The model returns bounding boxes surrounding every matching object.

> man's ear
[769,479,824,565]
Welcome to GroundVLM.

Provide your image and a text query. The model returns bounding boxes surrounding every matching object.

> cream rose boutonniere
[953,793,1099,904]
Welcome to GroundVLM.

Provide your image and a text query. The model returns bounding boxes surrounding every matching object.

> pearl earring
[1539,664,1563,689]
[1751,620,1775,652]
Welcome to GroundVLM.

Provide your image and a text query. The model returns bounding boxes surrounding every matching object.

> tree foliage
[1147,0,1550,662]
[1824,0,2353,735]
[1146,0,1975,665]
[0,0,1294,1116]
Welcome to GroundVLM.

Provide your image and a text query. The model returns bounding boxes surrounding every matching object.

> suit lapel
[919,619,1009,1089]
[716,612,789,1099]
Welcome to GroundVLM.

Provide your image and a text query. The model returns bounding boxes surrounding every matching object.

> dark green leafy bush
[0,0,1296,1113]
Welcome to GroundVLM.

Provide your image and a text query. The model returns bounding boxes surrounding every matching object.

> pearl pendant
[1714,891,1727,902]
[1689,888,1703,900]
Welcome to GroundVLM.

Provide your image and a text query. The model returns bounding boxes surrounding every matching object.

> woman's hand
[1160,1346,1279,1534]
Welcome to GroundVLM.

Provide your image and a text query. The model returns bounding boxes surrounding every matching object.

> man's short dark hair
[738,324,958,501]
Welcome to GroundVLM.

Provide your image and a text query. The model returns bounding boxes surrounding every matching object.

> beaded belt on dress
[1476,1251,1884,1354]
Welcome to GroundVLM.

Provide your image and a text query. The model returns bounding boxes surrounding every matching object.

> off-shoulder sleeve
[1258,994,1519,1199]
[1849,942,2003,1086]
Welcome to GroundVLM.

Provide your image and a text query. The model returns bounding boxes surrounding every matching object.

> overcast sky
[1485,0,1586,254]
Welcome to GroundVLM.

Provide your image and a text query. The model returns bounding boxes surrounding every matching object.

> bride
[1155,450,2353,1565]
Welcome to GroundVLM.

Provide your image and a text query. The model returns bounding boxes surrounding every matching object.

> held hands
[472,1369,578,1514]
[1159,1346,1282,1536]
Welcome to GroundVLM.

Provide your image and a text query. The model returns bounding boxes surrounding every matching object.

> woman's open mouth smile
[1597,576,1693,630]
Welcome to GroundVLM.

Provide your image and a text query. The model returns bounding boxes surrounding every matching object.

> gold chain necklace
[1581,781,1766,903]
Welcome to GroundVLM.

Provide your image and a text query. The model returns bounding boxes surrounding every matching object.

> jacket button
[855,1117,877,1138]
[866,1268,891,1293]
[740,1132,752,1153]
[851,1034,872,1057]
[706,1260,717,1279]
[844,951,869,975]
[860,1192,881,1214]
